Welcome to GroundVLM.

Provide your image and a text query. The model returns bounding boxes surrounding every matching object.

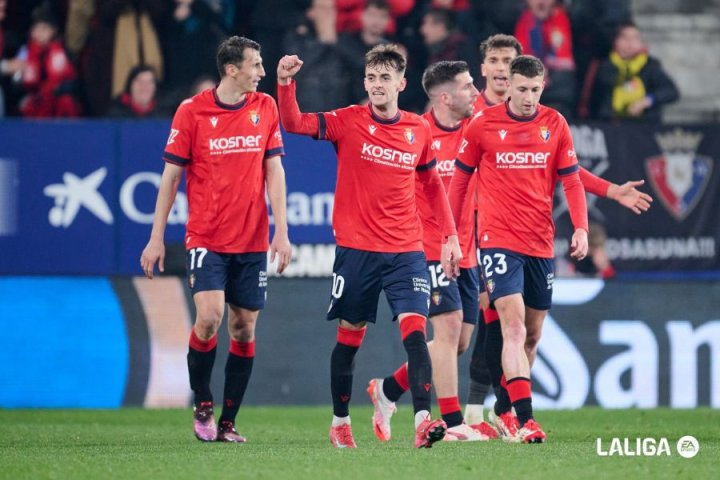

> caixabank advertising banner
[0,121,718,274]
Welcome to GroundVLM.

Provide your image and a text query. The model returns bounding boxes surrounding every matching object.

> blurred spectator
[250,0,310,96]
[18,5,82,118]
[514,0,575,118]
[80,0,165,116]
[4,1,68,42]
[588,21,679,122]
[429,0,479,45]
[107,65,169,118]
[159,0,231,108]
[335,0,414,35]
[337,0,392,104]
[282,0,353,111]
[419,8,478,84]
[568,0,631,115]
[420,8,477,67]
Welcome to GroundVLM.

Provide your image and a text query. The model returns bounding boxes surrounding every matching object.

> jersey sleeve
[162,101,193,167]
[555,115,579,177]
[448,119,481,230]
[556,115,589,231]
[317,107,352,143]
[455,116,481,174]
[415,119,437,172]
[579,167,611,197]
[265,98,285,158]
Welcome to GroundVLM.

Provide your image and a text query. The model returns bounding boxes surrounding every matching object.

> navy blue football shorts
[479,248,554,311]
[426,261,462,318]
[327,246,430,324]
[185,248,267,310]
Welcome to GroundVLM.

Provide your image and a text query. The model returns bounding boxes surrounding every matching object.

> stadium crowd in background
[0,0,679,122]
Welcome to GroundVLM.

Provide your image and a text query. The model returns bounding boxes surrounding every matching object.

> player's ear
[398,77,407,92]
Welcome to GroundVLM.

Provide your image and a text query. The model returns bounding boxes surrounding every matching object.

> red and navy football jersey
[163,88,284,253]
[457,101,580,257]
[318,104,436,253]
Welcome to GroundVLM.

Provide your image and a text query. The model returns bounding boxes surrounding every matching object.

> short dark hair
[365,43,406,74]
[124,65,157,94]
[421,61,469,96]
[31,2,59,29]
[216,36,261,78]
[424,7,454,32]
[510,55,545,78]
[480,34,523,59]
[365,0,390,11]
[614,20,639,40]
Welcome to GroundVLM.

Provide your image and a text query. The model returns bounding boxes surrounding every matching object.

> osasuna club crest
[404,128,415,144]
[249,110,260,126]
[431,291,442,306]
[539,126,550,142]
[645,128,713,221]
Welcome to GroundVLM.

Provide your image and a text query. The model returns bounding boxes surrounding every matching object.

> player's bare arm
[140,162,184,279]
[277,55,304,85]
[265,155,292,274]
[607,179,653,214]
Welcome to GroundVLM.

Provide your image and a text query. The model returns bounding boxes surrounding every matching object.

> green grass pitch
[1,407,717,479]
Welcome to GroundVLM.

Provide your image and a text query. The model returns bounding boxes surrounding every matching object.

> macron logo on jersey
[361,142,417,169]
[209,135,262,154]
[496,151,550,169]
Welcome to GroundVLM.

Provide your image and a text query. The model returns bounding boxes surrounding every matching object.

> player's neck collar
[213,88,249,111]
[504,99,539,122]
[368,104,401,124]
[431,109,462,132]
[480,90,498,107]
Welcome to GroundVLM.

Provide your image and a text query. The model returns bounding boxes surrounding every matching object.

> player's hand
[140,238,165,279]
[479,290,491,311]
[441,235,462,280]
[270,231,292,274]
[569,228,589,261]
[277,55,304,85]
[608,180,653,215]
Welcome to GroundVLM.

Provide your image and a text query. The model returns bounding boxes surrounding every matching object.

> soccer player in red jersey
[464,35,653,437]
[140,36,292,443]
[366,60,495,442]
[448,54,589,444]
[277,44,462,448]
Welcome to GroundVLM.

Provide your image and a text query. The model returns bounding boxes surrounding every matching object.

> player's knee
[195,308,224,336]
[432,311,462,345]
[229,322,255,342]
[503,320,526,346]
